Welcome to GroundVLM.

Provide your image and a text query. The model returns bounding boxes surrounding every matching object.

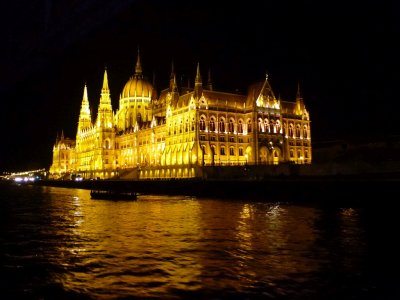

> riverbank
[29,171,399,207]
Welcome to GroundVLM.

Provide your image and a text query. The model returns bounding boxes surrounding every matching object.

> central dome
[121,50,153,99]
[122,76,153,98]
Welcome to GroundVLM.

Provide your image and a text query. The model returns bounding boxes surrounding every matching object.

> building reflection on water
[29,187,367,298]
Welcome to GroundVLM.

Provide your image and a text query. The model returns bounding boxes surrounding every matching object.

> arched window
[264,119,269,132]
[237,120,243,134]
[199,116,206,131]
[229,147,235,156]
[270,119,275,133]
[296,125,301,138]
[276,120,281,134]
[258,118,263,132]
[209,117,216,132]
[247,120,252,133]
[289,124,294,137]
[220,146,226,155]
[104,140,110,149]
[303,125,308,139]
[229,119,234,133]
[219,118,225,132]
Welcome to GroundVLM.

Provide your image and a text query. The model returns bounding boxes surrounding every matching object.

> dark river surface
[1,182,399,299]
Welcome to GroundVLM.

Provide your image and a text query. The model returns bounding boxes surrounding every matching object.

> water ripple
[1,185,392,299]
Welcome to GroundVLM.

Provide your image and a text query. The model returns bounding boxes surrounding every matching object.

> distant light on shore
[14,176,38,182]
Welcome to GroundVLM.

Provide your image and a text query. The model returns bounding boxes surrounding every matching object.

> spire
[194,62,203,99]
[135,48,142,76]
[295,82,304,112]
[101,68,109,93]
[99,67,112,106]
[207,67,213,91]
[61,130,64,140]
[97,68,113,128]
[195,62,202,86]
[172,73,178,92]
[83,83,89,103]
[296,82,302,100]
[78,84,92,133]
[81,84,90,114]
[169,60,176,92]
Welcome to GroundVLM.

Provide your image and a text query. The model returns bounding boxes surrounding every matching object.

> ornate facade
[49,52,312,179]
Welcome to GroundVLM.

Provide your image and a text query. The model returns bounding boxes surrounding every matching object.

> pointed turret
[195,62,202,86]
[134,48,143,78]
[169,61,178,92]
[101,68,109,93]
[296,82,304,112]
[194,62,203,99]
[207,67,213,91]
[99,68,111,105]
[83,83,88,102]
[167,61,179,106]
[172,74,178,92]
[96,67,113,128]
[296,82,302,100]
[78,84,92,133]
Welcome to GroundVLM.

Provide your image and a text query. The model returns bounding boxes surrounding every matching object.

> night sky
[1,0,397,171]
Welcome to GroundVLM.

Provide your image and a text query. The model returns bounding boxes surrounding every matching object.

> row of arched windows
[166,115,310,139]
[286,123,309,139]
[289,149,309,159]
[201,145,245,156]
[168,117,196,135]
[199,116,252,134]
[257,118,281,134]
[198,116,310,139]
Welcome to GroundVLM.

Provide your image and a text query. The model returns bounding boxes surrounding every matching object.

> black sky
[0,0,398,171]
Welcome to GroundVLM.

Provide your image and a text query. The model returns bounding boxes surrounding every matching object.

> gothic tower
[77,84,92,134]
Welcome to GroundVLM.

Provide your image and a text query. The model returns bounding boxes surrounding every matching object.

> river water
[1,182,398,299]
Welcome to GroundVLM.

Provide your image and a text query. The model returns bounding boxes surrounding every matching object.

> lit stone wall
[49,57,312,180]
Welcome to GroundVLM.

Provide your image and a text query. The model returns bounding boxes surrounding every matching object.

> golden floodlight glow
[49,52,312,179]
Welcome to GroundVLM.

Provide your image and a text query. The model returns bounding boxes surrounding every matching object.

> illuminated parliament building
[49,52,312,180]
